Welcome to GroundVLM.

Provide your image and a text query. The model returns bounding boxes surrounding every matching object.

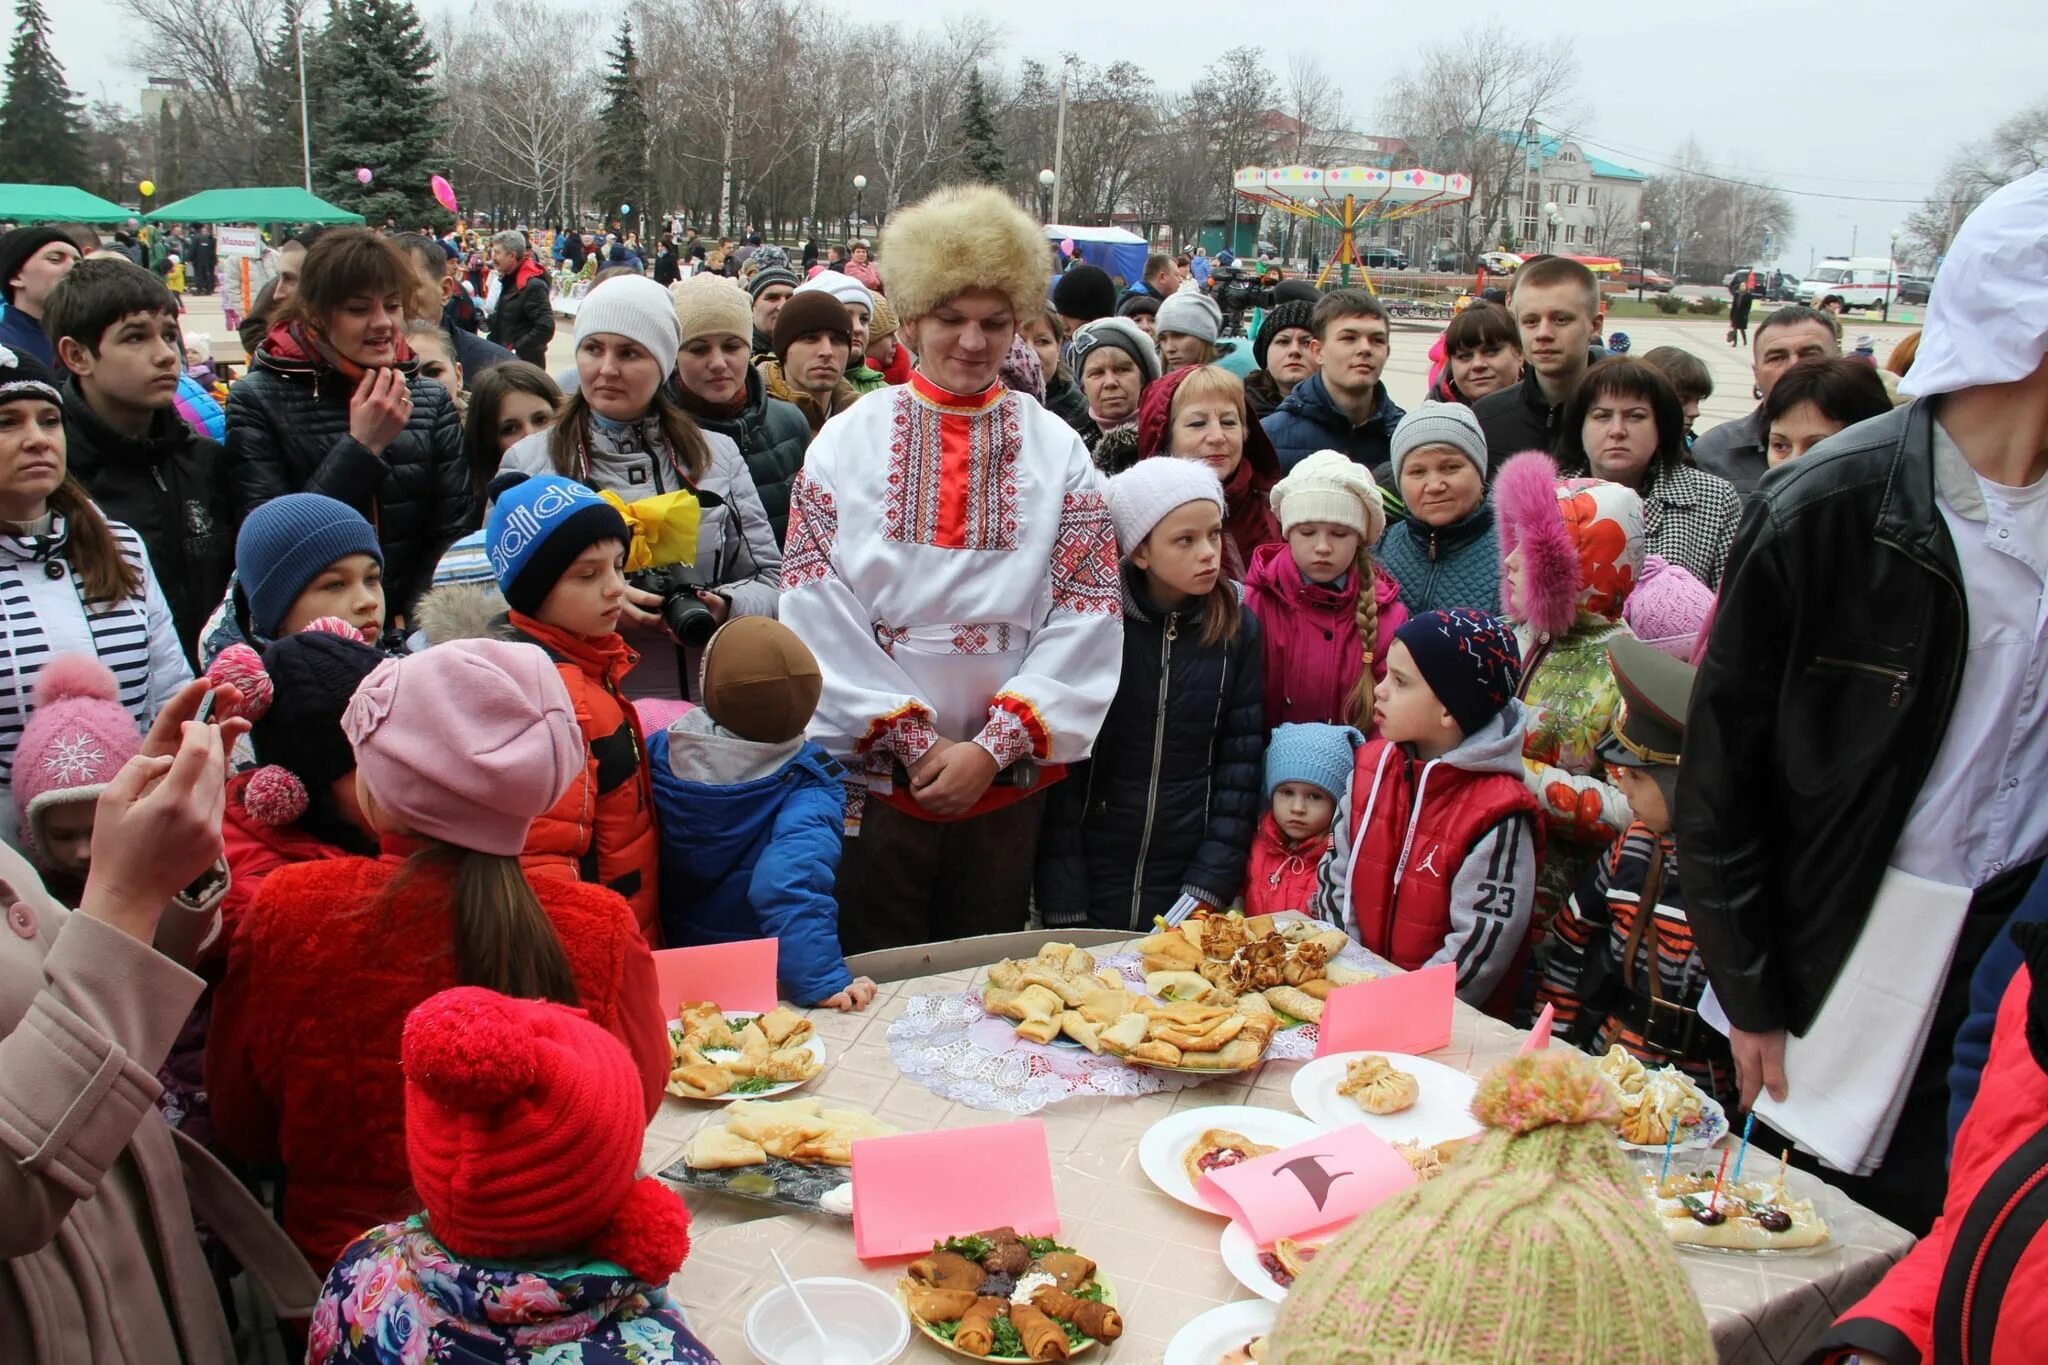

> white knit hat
[1156,281,1223,345]
[1270,450,1388,543]
[795,269,874,319]
[1105,458,1226,557]
[1392,401,1489,479]
[575,274,681,361]
[670,272,752,347]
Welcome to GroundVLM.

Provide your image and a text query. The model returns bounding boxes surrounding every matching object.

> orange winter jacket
[503,610,662,945]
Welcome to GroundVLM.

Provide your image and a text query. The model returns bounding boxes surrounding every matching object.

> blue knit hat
[1264,722,1363,800]
[236,494,383,639]
[1392,609,1523,738]
[486,472,629,615]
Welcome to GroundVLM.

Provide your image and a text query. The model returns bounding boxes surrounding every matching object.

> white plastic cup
[743,1276,910,1365]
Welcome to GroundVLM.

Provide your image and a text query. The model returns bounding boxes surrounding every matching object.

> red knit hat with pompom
[400,987,692,1283]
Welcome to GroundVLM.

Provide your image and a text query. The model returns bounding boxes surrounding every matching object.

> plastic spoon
[770,1249,862,1365]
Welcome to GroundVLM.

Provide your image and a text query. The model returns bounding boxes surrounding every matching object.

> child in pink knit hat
[9,655,144,903]
[1622,555,1716,661]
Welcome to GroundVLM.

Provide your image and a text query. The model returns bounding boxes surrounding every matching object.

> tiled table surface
[648,962,1914,1363]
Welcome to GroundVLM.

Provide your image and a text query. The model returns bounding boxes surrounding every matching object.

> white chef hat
[1901,169,2048,399]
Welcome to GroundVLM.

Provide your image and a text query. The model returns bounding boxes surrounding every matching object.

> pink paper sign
[1520,1002,1556,1055]
[1314,962,1456,1057]
[652,939,779,1015]
[849,1120,1060,1260]
[1198,1125,1416,1245]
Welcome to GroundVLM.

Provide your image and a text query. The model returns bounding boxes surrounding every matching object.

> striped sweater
[0,515,193,837]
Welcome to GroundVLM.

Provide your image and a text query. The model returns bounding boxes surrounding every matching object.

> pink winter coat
[1243,540,1409,732]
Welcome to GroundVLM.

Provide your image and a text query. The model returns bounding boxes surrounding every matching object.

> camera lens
[663,591,717,647]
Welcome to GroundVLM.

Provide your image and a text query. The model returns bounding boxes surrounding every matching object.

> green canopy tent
[144,187,365,225]
[0,184,134,223]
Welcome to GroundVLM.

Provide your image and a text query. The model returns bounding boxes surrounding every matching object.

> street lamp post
[1637,219,1652,302]
[1543,200,1560,247]
[1038,168,1056,225]
[1884,230,1899,323]
[852,174,866,241]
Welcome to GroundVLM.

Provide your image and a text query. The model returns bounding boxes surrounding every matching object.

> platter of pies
[1596,1046,1728,1151]
[658,1098,897,1216]
[1219,1221,1324,1302]
[1641,1164,1832,1254]
[1163,1299,1276,1365]
[1136,1105,1324,1212]
[1290,1051,1483,1146]
[901,1228,1122,1361]
[663,1002,826,1101]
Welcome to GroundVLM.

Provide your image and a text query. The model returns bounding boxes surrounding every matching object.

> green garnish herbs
[728,1076,777,1094]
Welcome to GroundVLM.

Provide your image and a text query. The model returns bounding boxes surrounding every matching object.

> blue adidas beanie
[486,472,630,615]
[236,493,383,639]
[1264,722,1363,801]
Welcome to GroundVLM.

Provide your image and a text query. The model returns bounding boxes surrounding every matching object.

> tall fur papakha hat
[879,184,1050,324]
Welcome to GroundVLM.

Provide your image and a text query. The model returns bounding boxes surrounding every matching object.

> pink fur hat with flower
[1494,451,1644,636]
[10,655,143,859]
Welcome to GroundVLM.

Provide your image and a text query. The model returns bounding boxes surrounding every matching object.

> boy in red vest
[1312,609,1542,1017]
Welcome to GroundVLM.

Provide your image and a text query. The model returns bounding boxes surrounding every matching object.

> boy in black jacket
[44,258,234,663]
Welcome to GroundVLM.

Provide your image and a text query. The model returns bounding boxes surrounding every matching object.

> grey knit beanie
[1392,401,1489,480]
[1155,282,1222,345]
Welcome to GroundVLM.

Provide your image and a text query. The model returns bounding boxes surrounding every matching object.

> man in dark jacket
[43,259,234,661]
[395,234,512,379]
[1676,170,2048,1235]
[1117,251,1181,308]
[0,226,83,365]
[1689,305,1840,495]
[1472,255,1605,471]
[1261,289,1405,476]
[486,229,555,367]
[745,251,801,359]
[189,225,217,293]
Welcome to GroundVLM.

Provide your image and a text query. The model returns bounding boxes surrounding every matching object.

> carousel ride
[1232,165,1473,290]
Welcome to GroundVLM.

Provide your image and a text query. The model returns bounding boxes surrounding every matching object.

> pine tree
[958,67,1005,187]
[0,0,87,184]
[592,21,651,240]
[311,0,446,226]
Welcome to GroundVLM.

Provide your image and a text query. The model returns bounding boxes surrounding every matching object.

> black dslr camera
[1208,267,1274,337]
[629,563,719,646]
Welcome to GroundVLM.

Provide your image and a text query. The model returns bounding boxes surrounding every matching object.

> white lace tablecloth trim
[885,944,1397,1113]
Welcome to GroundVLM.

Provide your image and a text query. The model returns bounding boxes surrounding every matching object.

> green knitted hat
[1269,1050,1715,1365]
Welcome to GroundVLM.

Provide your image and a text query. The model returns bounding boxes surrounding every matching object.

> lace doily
[885,944,1398,1113]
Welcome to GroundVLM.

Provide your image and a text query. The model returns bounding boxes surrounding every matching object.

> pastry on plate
[1220,1337,1268,1365]
[1338,1054,1420,1115]
[684,1125,767,1169]
[665,1062,732,1099]
[1182,1128,1278,1184]
[756,1005,814,1048]
[1645,1170,1831,1251]
[1262,985,1324,1023]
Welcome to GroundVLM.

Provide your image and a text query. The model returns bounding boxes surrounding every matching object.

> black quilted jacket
[224,336,474,625]
[1036,569,1266,931]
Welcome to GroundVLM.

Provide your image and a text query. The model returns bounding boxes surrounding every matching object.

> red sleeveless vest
[1336,738,1544,997]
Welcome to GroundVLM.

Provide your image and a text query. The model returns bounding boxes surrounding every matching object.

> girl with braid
[1245,450,1408,733]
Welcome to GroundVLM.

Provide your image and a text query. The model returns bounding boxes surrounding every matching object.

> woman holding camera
[497,274,780,699]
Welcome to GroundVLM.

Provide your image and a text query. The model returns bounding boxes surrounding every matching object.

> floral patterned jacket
[309,1217,719,1364]
[1515,617,1634,936]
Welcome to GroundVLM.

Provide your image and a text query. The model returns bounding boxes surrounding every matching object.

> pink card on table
[1314,962,1456,1057]
[1199,1125,1416,1246]
[1520,1002,1556,1054]
[849,1120,1059,1260]
[652,938,779,1014]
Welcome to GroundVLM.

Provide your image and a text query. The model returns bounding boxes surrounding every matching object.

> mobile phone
[193,688,218,724]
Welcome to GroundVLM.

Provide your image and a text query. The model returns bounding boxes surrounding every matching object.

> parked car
[1359,246,1409,270]
[1429,250,1462,272]
[1897,273,1933,304]
[1613,267,1675,292]
[1480,251,1521,276]
[1794,256,1898,312]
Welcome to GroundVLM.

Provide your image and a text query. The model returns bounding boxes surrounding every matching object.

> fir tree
[0,0,87,184]
[592,21,651,240]
[958,67,1004,187]
[311,0,446,225]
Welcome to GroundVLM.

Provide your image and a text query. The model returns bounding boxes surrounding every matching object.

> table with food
[643,913,1914,1363]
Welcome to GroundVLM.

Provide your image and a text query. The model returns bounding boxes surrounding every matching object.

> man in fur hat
[778,184,1124,952]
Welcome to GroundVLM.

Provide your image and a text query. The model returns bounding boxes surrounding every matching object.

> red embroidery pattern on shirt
[987,693,1051,762]
[780,472,838,588]
[875,622,911,655]
[883,391,1021,550]
[949,622,1015,655]
[1049,489,1122,617]
[856,702,936,761]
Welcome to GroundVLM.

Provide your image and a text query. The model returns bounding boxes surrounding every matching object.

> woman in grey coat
[495,275,780,698]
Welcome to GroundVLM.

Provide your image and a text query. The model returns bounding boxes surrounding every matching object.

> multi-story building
[1493,129,1648,257]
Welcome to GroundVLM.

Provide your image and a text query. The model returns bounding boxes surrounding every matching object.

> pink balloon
[1061,238,1077,256]
[430,175,458,214]
[355,166,373,185]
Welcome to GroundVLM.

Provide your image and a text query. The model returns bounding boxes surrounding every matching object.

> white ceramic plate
[1163,1298,1278,1365]
[1617,1090,1730,1152]
[1138,1105,1326,1213]
[1289,1052,1482,1146]
[664,1012,828,1103]
[1219,1220,1303,1303]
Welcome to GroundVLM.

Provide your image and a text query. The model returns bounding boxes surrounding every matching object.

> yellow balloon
[139,180,156,197]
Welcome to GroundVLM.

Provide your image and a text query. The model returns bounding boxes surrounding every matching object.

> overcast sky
[44,0,2042,271]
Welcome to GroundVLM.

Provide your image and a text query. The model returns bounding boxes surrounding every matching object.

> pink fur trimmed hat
[11,655,143,859]
[1493,451,1644,637]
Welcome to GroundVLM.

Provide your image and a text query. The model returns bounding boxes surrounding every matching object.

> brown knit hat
[698,617,822,744]
[671,272,752,347]
[868,293,899,342]
[1269,1050,1715,1365]
[772,288,852,363]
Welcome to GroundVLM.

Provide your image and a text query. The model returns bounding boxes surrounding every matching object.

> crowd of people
[0,162,2042,1365]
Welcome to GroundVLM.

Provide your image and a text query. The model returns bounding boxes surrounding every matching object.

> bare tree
[1190,46,1273,227]
[1270,53,1351,258]
[119,0,301,183]
[856,16,1001,214]
[1054,58,1159,222]
[439,0,596,224]
[1903,98,2048,267]
[1377,34,1580,261]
